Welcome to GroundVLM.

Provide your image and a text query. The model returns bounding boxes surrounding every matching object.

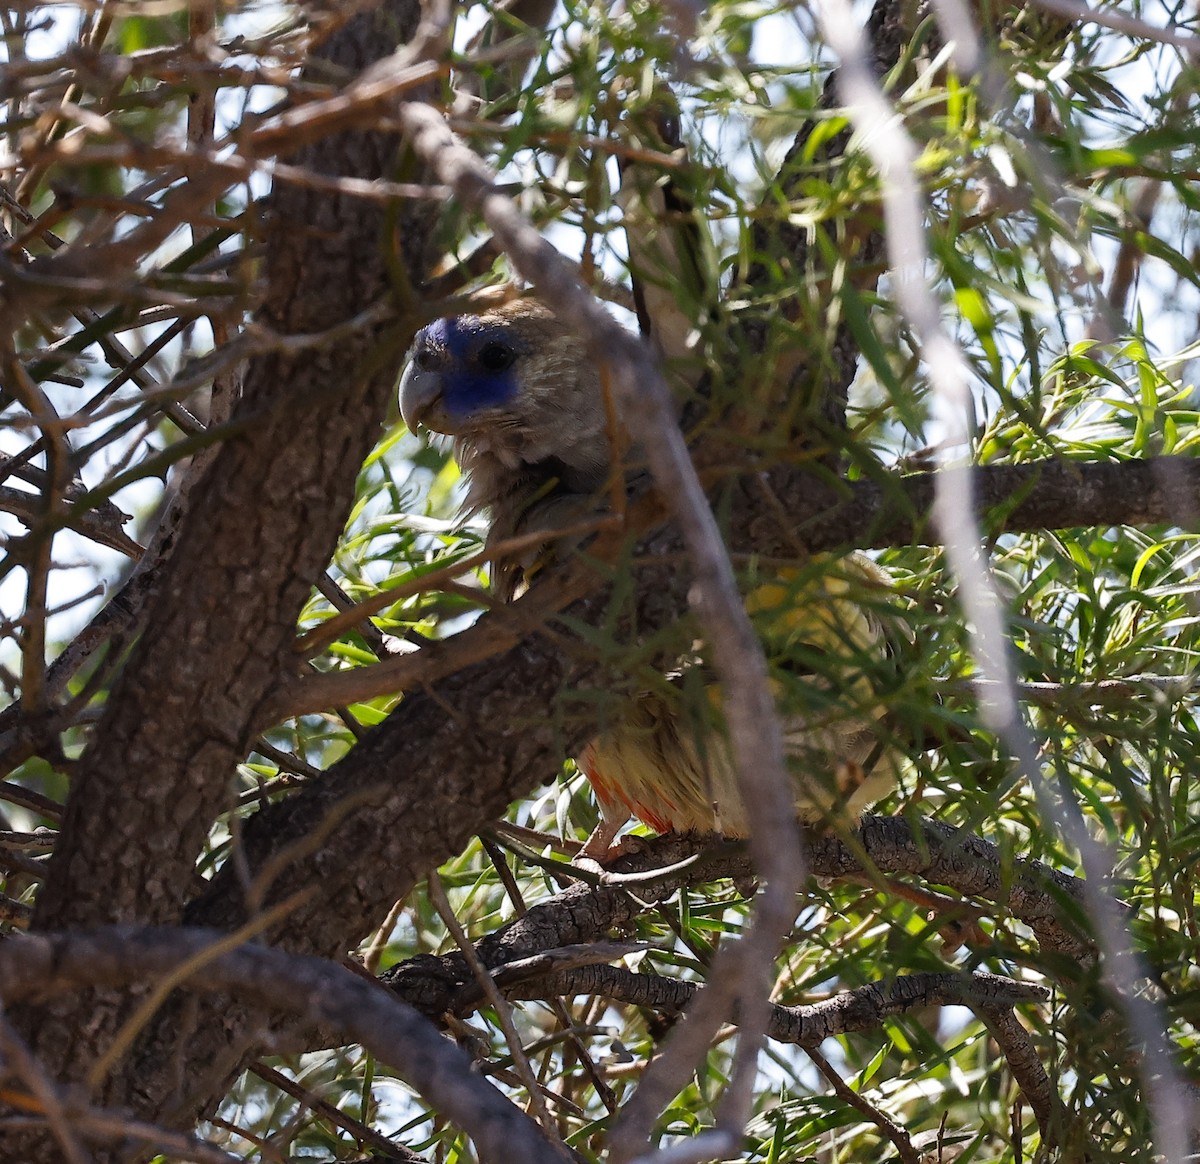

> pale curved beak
[399,361,444,434]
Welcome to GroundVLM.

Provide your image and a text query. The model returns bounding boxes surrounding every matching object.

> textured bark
[506,967,1047,1049]
[34,6,428,937]
[0,928,565,1164]
[733,454,1200,558]
[10,1,433,1155]
[381,816,1096,1024]
[979,1002,1061,1136]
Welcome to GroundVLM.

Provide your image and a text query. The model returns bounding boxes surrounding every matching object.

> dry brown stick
[9,134,450,206]
[204,1116,287,1164]
[296,518,612,657]
[427,870,560,1141]
[3,167,237,315]
[272,563,593,720]
[806,1044,921,1164]
[0,780,62,820]
[0,461,134,549]
[0,342,70,718]
[249,1059,428,1164]
[10,2,114,205]
[0,487,140,558]
[362,897,408,976]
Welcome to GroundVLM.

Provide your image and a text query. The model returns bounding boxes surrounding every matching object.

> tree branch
[0,928,565,1164]
[272,454,1200,718]
[12,0,439,1145]
[380,817,1095,1027]
[503,964,1047,1048]
[978,1004,1061,1140]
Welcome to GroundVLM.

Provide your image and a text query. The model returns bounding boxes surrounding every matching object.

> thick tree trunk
[8,3,433,1158]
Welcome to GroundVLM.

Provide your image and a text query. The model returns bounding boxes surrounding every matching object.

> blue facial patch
[420,316,521,419]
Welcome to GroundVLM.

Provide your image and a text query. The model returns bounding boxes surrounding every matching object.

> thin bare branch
[806,1045,920,1164]
[249,1060,428,1164]
[1026,0,1200,50]
[427,870,561,1143]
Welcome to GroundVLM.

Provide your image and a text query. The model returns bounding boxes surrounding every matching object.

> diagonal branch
[0,928,566,1164]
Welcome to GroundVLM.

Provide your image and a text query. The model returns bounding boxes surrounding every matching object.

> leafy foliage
[3,0,1200,1161]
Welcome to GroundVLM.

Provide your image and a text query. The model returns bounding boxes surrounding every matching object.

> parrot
[399,297,902,858]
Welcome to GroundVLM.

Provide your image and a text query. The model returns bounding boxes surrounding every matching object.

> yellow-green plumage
[580,553,900,848]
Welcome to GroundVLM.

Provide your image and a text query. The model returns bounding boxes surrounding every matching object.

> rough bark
[10,2,434,1156]
[381,816,1096,1023]
[0,928,565,1164]
[507,967,1048,1048]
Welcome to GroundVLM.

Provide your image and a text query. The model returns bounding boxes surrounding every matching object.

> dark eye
[477,342,516,373]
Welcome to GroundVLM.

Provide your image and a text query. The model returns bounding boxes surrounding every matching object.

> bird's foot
[573,832,652,875]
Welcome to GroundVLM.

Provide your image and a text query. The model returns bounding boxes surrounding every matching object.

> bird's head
[399,298,612,514]
[400,305,530,438]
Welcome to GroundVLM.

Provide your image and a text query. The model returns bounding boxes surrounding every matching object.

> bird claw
[573,832,650,870]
